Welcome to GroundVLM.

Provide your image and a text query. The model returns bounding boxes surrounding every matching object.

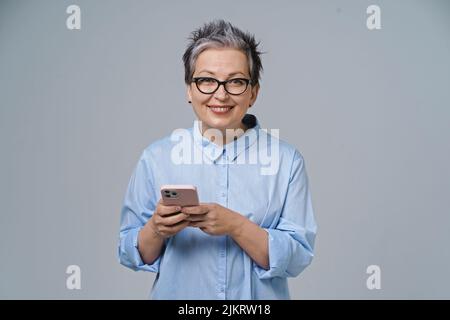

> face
[187,48,259,134]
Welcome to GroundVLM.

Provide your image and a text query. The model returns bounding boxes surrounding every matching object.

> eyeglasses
[192,77,251,95]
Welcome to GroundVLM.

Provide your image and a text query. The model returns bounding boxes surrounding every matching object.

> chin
[203,118,234,130]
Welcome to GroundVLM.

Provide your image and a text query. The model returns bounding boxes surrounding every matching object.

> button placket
[216,149,228,299]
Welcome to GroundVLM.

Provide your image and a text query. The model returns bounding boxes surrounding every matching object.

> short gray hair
[182,20,263,85]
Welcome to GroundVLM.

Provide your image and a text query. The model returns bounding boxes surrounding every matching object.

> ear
[249,83,260,107]
[186,84,193,103]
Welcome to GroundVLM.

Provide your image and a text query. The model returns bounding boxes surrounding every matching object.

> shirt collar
[192,114,260,163]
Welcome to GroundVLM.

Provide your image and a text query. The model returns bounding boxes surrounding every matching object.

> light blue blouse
[118,114,317,299]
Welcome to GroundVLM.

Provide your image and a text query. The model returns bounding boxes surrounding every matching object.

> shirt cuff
[254,228,310,279]
[119,227,161,273]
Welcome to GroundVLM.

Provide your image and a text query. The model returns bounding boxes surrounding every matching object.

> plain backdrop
[0,0,449,299]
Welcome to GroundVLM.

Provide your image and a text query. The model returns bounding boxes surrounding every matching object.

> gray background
[1,0,449,299]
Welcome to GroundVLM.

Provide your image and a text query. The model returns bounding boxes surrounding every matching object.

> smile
[207,105,234,114]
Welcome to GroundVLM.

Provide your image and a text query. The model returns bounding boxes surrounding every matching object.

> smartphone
[160,185,199,207]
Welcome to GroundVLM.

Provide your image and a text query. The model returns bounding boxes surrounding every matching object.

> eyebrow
[196,70,247,77]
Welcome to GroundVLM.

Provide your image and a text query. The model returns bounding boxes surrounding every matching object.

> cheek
[192,93,210,105]
[234,95,251,107]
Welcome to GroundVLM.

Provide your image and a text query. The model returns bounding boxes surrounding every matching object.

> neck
[201,122,248,146]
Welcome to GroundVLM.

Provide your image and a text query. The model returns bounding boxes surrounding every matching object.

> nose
[213,83,229,100]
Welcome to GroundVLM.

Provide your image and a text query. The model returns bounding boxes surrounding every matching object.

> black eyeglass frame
[191,77,252,95]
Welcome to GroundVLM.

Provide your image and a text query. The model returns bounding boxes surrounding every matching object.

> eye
[197,77,216,84]
[229,79,246,85]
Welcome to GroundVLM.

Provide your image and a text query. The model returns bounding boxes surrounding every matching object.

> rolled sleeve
[118,226,161,272]
[118,150,161,273]
[254,150,317,279]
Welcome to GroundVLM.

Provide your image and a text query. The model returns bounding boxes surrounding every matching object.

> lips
[207,105,234,114]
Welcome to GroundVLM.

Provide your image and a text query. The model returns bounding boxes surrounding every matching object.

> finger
[181,205,209,215]
[189,221,208,228]
[161,212,189,226]
[158,204,182,216]
[186,214,207,222]
[167,220,190,234]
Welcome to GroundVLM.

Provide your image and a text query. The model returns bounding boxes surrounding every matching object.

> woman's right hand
[146,200,190,239]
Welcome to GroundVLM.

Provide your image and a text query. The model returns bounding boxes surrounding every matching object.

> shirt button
[221,192,226,197]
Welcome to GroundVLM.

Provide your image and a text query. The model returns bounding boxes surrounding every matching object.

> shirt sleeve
[118,150,161,272]
[254,150,317,279]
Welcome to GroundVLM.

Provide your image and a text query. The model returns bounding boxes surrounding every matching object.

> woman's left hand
[181,203,242,236]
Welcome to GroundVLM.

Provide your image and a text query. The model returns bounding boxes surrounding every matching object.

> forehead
[195,48,249,76]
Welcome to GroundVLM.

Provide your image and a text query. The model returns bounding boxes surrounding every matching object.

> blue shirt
[118,114,317,299]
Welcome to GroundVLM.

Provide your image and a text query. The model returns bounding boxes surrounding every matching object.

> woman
[118,20,317,299]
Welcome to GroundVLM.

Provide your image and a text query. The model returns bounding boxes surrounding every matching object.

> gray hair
[182,20,263,85]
